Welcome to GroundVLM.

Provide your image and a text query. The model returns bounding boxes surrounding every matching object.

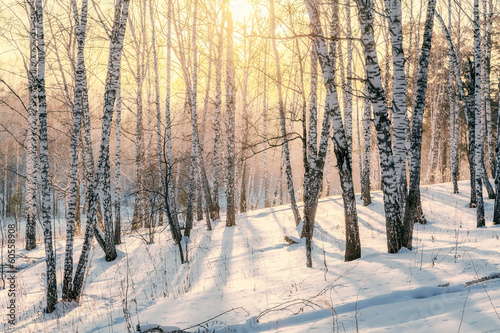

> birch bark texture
[303,0,360,265]
[35,0,58,312]
[403,0,437,249]
[25,0,38,252]
[63,0,89,301]
[354,0,403,253]
[225,4,236,227]
[473,0,485,227]
[71,0,130,300]
[212,4,225,218]
[383,0,407,219]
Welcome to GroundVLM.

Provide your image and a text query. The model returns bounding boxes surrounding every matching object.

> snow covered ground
[2,180,500,332]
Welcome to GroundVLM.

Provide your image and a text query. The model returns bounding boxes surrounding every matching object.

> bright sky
[229,0,252,22]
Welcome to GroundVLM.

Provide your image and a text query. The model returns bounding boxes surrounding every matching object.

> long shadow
[170,226,215,294]
[201,225,235,295]
[357,212,386,235]
[246,277,500,332]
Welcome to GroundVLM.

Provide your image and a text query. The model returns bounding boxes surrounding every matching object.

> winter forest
[1,0,500,331]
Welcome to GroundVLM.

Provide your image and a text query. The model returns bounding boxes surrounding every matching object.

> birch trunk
[485,0,495,177]
[493,75,500,224]
[225,6,236,227]
[448,0,459,193]
[165,0,182,242]
[72,0,130,300]
[63,0,88,301]
[25,0,38,251]
[466,64,478,207]
[403,0,437,249]
[345,0,354,161]
[384,0,408,218]
[36,0,57,312]
[263,41,270,208]
[436,13,475,205]
[185,0,200,236]
[355,0,406,253]
[361,84,372,205]
[114,75,122,244]
[150,0,163,228]
[212,5,224,218]
[473,0,485,227]
[303,0,360,265]
[270,0,301,226]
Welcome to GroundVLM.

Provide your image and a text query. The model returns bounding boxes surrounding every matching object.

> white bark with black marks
[25,0,38,252]
[63,0,89,301]
[35,0,57,312]
[404,0,437,249]
[303,0,360,265]
[72,0,129,300]
[473,0,485,227]
[355,0,405,253]
[225,6,236,227]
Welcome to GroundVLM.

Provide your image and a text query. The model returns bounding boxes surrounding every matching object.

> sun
[229,0,251,22]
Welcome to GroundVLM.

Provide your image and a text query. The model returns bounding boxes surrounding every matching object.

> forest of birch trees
[1,0,500,312]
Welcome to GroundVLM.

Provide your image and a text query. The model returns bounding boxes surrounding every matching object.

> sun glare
[229,0,251,22]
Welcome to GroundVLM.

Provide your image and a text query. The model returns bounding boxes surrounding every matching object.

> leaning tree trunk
[448,0,459,193]
[150,0,163,228]
[63,0,89,301]
[25,0,38,251]
[437,13,475,206]
[355,0,405,253]
[403,0,437,249]
[165,0,182,243]
[270,0,301,226]
[35,0,57,312]
[71,0,129,301]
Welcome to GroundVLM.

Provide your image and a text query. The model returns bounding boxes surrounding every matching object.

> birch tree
[225,2,236,227]
[448,0,459,193]
[303,0,360,265]
[25,0,38,251]
[114,75,122,245]
[403,0,436,248]
[35,0,57,312]
[436,13,476,207]
[270,0,301,226]
[473,0,485,227]
[354,0,404,253]
[212,3,225,218]
[361,84,372,205]
[71,0,130,300]
[493,75,500,225]
[62,0,89,301]
[383,0,407,217]
[164,0,183,244]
